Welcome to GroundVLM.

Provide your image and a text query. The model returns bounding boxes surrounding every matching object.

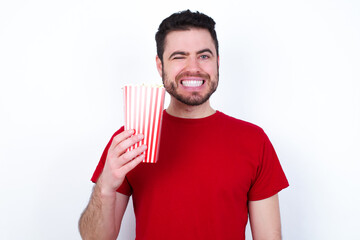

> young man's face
[156,28,219,106]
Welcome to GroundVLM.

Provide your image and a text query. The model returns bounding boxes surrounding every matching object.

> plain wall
[1,0,359,239]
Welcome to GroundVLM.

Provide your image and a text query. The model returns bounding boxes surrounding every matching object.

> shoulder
[216,111,266,138]
[112,126,125,137]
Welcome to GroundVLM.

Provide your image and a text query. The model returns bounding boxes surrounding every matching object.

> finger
[116,152,145,176]
[119,144,147,165]
[109,129,135,151]
[114,134,145,157]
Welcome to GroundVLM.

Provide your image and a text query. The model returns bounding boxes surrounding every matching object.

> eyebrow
[197,48,214,56]
[168,48,214,60]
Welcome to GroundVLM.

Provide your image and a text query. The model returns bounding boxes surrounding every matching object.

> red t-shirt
[91,111,289,240]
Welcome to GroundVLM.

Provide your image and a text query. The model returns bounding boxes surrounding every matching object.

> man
[79,10,289,240]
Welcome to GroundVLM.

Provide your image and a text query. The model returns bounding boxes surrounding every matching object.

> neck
[166,98,216,119]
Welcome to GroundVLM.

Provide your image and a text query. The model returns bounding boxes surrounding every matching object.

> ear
[217,55,220,68]
[156,55,163,77]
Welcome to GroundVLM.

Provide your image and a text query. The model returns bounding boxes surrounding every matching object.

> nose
[185,56,201,72]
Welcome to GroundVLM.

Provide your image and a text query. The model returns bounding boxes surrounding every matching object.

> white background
[1,0,359,239]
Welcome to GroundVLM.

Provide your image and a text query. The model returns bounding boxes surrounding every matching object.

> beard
[162,69,219,106]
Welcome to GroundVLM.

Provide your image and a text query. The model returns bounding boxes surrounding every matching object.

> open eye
[199,54,210,60]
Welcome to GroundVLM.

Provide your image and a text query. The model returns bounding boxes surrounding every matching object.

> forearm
[79,184,119,240]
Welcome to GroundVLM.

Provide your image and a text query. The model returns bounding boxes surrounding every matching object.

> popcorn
[123,84,166,163]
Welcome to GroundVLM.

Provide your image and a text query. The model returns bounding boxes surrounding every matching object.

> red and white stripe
[123,85,165,163]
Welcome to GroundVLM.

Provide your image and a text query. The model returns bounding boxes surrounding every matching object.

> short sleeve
[90,127,133,196]
[248,132,289,201]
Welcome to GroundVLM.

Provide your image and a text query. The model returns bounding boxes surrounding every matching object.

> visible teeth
[181,80,203,87]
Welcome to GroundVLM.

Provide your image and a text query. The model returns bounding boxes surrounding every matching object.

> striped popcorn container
[123,84,166,163]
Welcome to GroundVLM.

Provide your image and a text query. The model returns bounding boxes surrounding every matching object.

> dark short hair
[155,10,219,62]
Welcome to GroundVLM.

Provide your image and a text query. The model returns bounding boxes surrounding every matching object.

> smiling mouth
[181,80,204,87]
